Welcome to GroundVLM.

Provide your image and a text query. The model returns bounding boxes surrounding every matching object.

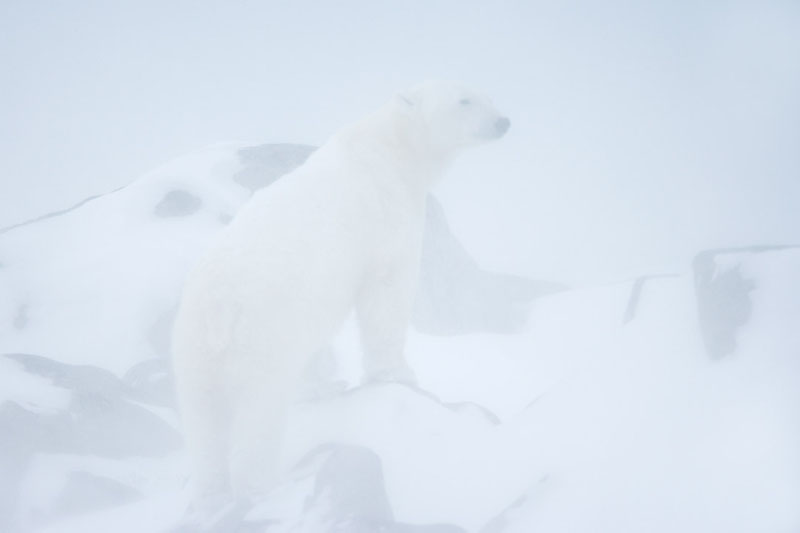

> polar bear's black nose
[495,117,510,136]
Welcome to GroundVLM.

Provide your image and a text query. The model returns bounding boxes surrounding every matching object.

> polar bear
[171,80,510,507]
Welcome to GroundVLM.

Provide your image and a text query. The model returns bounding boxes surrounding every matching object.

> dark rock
[622,274,680,324]
[294,444,466,533]
[5,352,124,398]
[693,245,799,359]
[694,258,753,358]
[1,353,181,457]
[414,196,566,335]
[49,471,142,518]
[154,190,203,217]
[1,353,182,530]
[234,143,317,192]
[303,444,395,524]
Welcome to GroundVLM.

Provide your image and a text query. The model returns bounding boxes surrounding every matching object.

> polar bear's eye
[459,98,471,106]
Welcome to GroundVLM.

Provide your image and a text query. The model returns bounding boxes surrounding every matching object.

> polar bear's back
[172,158,363,376]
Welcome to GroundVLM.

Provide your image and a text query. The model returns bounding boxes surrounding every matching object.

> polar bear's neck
[331,107,451,194]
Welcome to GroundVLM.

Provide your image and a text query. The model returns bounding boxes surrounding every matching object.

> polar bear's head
[395,80,510,154]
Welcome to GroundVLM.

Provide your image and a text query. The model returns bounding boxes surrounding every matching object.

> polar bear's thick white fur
[172,80,509,505]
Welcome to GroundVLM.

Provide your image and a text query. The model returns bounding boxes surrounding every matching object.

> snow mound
[0,144,253,373]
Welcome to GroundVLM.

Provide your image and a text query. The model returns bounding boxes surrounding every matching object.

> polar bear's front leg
[356,260,419,385]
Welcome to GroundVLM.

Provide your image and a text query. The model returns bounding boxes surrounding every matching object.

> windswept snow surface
[14,267,800,532]
[0,148,798,532]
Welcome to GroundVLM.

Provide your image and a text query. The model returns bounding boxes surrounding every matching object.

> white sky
[1,0,798,283]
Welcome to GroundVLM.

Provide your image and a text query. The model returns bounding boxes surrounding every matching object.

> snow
[1,147,798,532]
[2,2,798,530]
[0,144,251,374]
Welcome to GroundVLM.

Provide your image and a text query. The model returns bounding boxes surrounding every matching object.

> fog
[4,1,798,282]
[1,1,799,532]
